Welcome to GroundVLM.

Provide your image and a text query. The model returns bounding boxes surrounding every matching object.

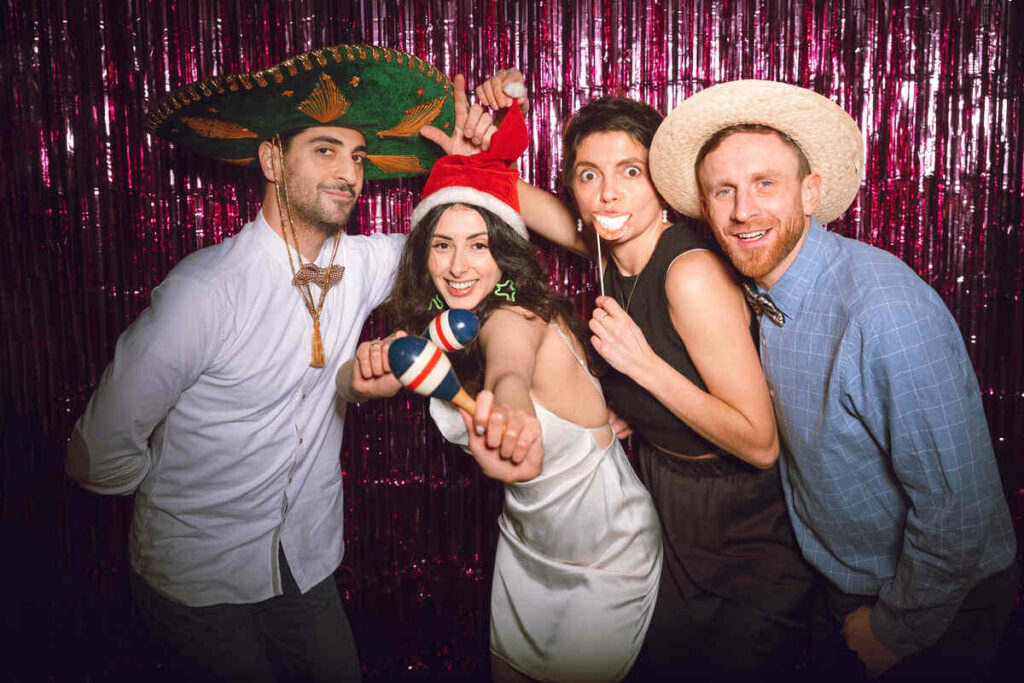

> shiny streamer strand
[2,1,1022,679]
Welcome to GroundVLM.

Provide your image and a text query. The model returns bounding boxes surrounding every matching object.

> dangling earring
[662,208,669,224]
[427,294,445,311]
[576,218,583,233]
[494,279,517,303]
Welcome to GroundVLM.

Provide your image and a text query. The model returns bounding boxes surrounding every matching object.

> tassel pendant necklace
[272,137,344,368]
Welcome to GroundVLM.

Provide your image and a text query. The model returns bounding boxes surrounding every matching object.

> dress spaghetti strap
[552,324,603,397]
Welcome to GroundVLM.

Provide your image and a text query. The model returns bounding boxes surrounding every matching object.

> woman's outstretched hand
[589,296,659,380]
[459,389,543,483]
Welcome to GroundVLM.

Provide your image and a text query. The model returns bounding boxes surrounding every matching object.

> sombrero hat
[145,44,455,180]
[649,79,864,224]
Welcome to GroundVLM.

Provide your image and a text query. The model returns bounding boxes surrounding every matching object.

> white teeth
[448,280,477,291]
[594,214,629,230]
[737,230,767,241]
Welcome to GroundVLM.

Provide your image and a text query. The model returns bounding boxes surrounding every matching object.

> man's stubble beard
[284,183,358,238]
[716,211,806,281]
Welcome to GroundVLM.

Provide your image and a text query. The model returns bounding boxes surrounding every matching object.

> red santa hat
[410,104,529,239]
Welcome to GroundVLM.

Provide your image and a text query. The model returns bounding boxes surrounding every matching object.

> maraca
[424,309,480,352]
[388,336,476,413]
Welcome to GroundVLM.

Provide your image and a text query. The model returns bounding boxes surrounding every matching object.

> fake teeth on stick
[424,309,480,352]
[388,336,476,413]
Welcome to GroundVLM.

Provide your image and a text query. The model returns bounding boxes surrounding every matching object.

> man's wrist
[869,600,928,658]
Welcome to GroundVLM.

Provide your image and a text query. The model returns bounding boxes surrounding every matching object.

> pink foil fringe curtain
[2,0,1022,679]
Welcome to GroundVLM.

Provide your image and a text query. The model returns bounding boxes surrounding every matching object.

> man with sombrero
[649,81,1016,680]
[66,45,487,681]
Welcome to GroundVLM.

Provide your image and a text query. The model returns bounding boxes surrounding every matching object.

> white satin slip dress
[429,325,662,682]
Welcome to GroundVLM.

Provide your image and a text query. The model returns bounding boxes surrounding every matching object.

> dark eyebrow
[432,231,488,241]
[574,158,647,170]
[304,135,367,154]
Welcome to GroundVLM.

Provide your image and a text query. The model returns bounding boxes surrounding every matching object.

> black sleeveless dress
[602,223,814,680]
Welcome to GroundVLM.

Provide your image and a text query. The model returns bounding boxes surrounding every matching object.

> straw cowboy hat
[649,79,864,224]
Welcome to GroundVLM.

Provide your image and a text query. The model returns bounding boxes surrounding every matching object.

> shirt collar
[761,218,832,322]
[251,209,342,270]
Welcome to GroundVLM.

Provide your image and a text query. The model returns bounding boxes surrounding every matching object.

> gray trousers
[131,548,361,682]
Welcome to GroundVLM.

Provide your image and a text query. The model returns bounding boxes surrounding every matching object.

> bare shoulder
[665,249,741,305]
[480,306,547,345]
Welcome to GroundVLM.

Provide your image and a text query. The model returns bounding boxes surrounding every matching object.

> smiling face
[270,125,367,236]
[570,130,665,245]
[427,204,502,310]
[697,130,821,288]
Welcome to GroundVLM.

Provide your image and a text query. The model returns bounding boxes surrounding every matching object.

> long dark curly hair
[388,202,599,395]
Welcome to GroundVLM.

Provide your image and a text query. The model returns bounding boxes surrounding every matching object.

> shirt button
[298,437,304,444]
[761,338,766,347]
[302,393,307,400]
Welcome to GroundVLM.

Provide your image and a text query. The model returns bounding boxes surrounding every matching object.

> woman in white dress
[338,106,661,682]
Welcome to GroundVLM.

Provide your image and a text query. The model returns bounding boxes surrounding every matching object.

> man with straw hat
[66,45,487,681]
[649,80,1016,680]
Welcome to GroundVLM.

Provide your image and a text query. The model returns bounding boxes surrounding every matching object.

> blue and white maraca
[423,309,480,351]
[388,335,476,413]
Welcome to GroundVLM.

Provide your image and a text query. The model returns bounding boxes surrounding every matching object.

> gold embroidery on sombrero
[367,155,426,174]
[376,96,445,138]
[145,45,453,137]
[181,116,259,139]
[297,73,350,123]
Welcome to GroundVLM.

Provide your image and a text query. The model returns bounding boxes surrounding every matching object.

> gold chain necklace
[616,217,672,313]
[622,270,642,313]
[272,136,341,368]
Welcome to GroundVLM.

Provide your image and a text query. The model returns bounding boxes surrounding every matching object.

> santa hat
[410,105,529,238]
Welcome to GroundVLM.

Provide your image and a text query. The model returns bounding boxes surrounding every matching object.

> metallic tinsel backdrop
[1,0,1022,679]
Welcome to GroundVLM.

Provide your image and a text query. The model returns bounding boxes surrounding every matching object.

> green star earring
[494,279,516,303]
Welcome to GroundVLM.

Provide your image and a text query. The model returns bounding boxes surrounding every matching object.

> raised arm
[518,180,594,258]
[475,68,594,258]
[590,250,778,467]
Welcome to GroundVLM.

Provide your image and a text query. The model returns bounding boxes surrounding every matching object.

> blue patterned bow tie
[742,282,785,327]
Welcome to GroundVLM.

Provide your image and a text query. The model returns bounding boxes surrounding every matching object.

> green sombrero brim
[145,44,455,180]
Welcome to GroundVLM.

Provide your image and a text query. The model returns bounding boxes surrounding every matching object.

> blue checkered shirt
[755,219,1016,657]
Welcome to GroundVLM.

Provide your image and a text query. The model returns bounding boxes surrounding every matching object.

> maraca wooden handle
[450,388,476,414]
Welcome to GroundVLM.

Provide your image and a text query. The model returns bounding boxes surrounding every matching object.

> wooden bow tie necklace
[272,135,345,368]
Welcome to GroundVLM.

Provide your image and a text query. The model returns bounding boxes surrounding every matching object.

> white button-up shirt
[67,211,404,606]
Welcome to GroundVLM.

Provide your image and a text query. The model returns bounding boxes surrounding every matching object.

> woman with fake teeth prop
[475,72,814,681]
[341,105,662,683]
